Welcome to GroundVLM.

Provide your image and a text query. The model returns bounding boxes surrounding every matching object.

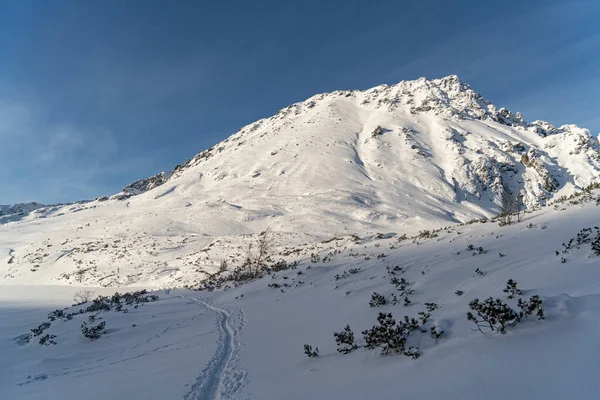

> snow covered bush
[503,279,522,299]
[390,277,414,295]
[417,311,430,325]
[81,320,106,340]
[467,293,544,334]
[369,292,387,307]
[467,297,520,334]
[303,344,319,358]
[592,232,600,256]
[559,227,600,258]
[230,266,256,283]
[85,297,111,312]
[415,230,437,240]
[518,295,545,320]
[25,289,160,347]
[30,322,51,337]
[333,325,358,354]
[48,309,66,321]
[39,334,57,346]
[430,326,444,339]
[386,265,403,275]
[361,312,420,357]
[334,268,361,281]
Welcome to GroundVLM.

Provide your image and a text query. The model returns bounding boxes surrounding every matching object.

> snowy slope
[1,75,599,287]
[2,193,600,399]
[2,72,600,398]
[0,203,45,216]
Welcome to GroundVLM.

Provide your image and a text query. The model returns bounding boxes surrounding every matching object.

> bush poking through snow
[81,320,106,340]
[86,298,111,313]
[334,268,362,281]
[592,232,600,256]
[418,311,430,325]
[518,295,545,320]
[30,322,51,337]
[48,309,66,321]
[218,259,228,274]
[415,230,438,241]
[333,325,358,354]
[390,277,414,296]
[467,293,545,334]
[559,227,600,259]
[39,334,57,346]
[467,298,521,334]
[369,292,387,307]
[73,289,96,305]
[361,312,421,357]
[304,344,319,358]
[386,265,403,275]
[503,279,522,299]
[430,326,444,339]
[26,290,159,345]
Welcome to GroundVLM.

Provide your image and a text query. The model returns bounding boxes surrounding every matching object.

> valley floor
[2,197,600,399]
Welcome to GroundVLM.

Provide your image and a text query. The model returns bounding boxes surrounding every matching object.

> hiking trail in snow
[180,294,247,400]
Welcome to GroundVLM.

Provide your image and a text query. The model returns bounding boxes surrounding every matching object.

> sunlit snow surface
[1,76,599,288]
[2,76,600,398]
[2,198,600,399]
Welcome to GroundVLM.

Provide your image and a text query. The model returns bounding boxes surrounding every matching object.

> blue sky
[1,0,598,204]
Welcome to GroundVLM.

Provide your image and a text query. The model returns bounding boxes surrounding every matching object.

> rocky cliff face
[113,171,174,200]
[0,202,45,217]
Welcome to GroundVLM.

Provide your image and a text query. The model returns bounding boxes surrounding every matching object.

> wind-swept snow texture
[0,287,220,399]
[1,75,599,287]
[2,196,600,399]
[181,296,246,400]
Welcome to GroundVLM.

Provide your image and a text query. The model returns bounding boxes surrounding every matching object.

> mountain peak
[95,75,597,236]
[4,76,599,236]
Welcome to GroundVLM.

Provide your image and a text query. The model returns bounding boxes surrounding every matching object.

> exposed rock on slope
[0,202,45,217]
[1,75,599,286]
[134,75,599,226]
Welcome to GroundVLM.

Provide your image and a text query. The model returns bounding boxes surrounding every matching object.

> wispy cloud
[0,90,141,204]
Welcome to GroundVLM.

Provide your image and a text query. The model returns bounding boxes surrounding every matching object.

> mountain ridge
[1,74,600,286]
[5,75,598,210]
[113,74,599,203]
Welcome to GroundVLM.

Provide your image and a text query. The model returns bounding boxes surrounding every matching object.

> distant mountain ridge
[0,202,45,217]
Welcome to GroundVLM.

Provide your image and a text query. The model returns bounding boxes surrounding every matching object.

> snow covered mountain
[1,75,599,287]
[109,74,600,230]
[0,202,45,217]
[2,75,600,400]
